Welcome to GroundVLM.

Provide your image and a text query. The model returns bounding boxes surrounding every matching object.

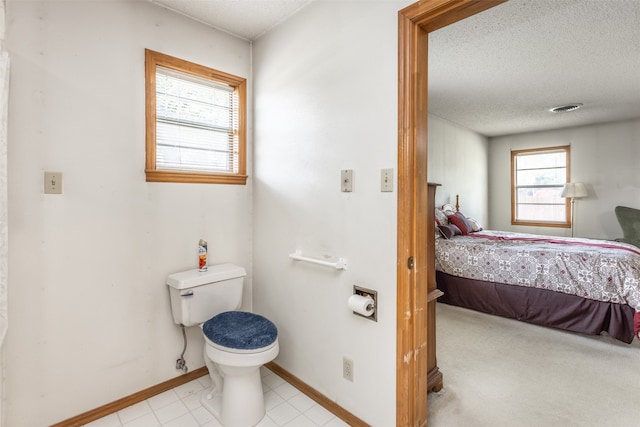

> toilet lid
[202,311,278,351]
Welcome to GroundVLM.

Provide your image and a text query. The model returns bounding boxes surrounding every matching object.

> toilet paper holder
[353,285,377,322]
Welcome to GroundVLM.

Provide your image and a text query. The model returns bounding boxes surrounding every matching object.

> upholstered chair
[615,206,640,248]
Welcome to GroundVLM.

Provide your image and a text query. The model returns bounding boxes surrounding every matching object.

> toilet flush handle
[180,290,194,297]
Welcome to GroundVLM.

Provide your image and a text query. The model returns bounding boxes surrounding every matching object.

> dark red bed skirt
[436,271,636,344]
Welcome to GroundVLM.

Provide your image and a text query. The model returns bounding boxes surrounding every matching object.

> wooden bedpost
[455,194,459,212]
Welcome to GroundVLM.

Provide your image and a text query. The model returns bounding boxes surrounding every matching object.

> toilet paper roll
[348,294,375,317]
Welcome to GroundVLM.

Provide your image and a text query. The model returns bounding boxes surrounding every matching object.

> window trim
[511,145,571,228]
[145,49,247,185]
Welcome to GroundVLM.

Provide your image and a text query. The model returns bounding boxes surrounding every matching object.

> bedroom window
[145,49,247,184]
[511,146,570,227]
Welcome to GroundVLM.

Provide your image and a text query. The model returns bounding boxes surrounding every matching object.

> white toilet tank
[167,263,246,327]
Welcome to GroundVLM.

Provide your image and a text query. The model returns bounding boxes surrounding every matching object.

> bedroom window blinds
[511,146,570,227]
[144,49,247,185]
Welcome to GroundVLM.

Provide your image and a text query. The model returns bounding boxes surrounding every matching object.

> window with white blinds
[511,146,570,227]
[145,50,247,184]
[156,67,238,173]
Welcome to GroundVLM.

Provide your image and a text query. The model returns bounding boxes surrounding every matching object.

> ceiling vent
[549,103,583,113]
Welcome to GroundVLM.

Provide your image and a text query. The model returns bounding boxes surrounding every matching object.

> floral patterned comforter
[435,230,640,312]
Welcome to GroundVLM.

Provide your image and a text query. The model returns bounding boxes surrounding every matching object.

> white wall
[428,114,489,226]
[488,119,640,238]
[4,1,252,425]
[251,1,411,425]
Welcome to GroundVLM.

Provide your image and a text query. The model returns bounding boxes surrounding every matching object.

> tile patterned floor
[83,368,350,427]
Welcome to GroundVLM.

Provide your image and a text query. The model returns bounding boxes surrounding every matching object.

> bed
[434,202,640,344]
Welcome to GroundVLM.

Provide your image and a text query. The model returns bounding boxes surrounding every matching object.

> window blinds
[514,149,567,222]
[155,66,239,174]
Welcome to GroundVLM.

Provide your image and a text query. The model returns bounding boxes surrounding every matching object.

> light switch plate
[381,168,393,192]
[341,169,353,192]
[44,171,62,194]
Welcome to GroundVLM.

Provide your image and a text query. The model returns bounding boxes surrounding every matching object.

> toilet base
[200,365,267,427]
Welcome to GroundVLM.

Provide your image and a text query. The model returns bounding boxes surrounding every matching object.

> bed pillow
[441,204,456,215]
[435,208,448,225]
[467,217,483,232]
[447,212,473,235]
[456,211,475,233]
[438,223,462,239]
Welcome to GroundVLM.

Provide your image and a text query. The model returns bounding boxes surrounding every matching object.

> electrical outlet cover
[343,356,354,381]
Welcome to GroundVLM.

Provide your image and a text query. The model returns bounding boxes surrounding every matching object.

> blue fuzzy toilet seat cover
[203,311,278,350]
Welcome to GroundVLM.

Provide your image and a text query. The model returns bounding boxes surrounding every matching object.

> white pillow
[466,217,483,232]
[441,204,456,215]
[435,208,448,225]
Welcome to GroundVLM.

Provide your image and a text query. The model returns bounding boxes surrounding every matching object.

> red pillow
[447,212,472,235]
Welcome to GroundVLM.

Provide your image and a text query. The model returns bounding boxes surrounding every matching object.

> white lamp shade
[561,182,588,198]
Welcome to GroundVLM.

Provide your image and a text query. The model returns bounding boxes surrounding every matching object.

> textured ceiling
[149,0,314,41]
[428,0,640,136]
[148,0,640,137]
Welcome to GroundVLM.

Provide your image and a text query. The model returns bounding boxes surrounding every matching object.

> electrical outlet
[343,357,354,382]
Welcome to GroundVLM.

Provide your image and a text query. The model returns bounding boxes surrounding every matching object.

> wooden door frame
[396,1,506,425]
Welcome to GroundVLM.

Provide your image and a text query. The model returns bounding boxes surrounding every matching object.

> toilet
[167,263,279,427]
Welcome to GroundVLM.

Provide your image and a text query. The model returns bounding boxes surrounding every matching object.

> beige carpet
[428,303,640,427]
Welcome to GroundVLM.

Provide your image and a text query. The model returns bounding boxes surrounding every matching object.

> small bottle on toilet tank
[198,239,208,272]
